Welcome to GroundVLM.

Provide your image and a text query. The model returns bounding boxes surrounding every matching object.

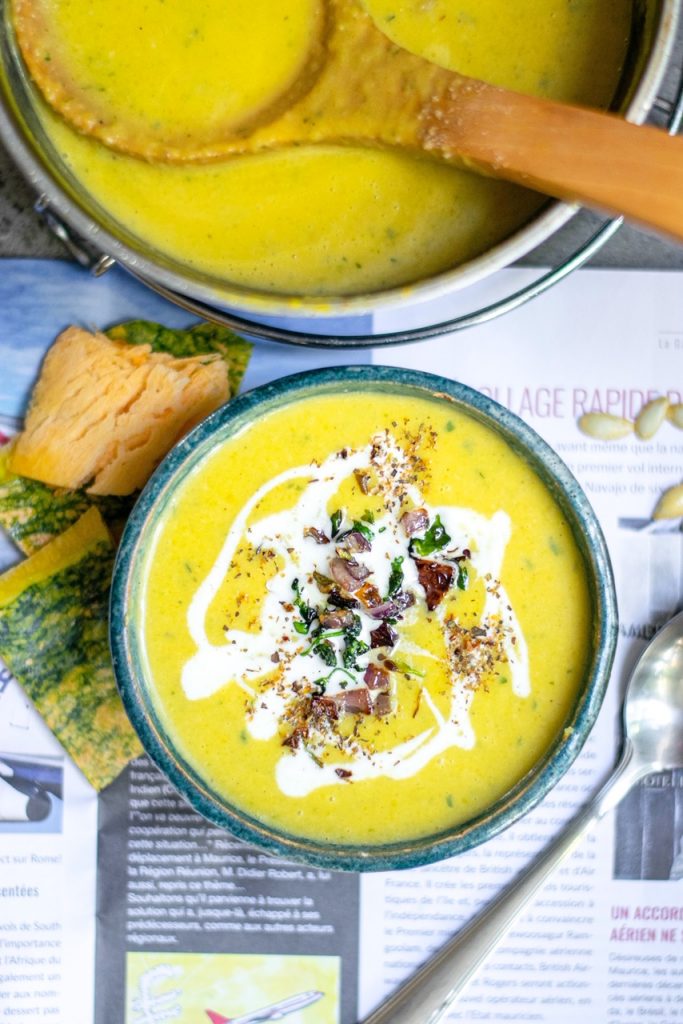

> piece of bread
[10,326,229,495]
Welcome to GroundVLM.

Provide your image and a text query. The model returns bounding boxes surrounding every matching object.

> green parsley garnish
[313,639,337,667]
[410,514,451,557]
[313,666,357,692]
[291,578,317,634]
[345,614,362,637]
[351,519,373,542]
[330,509,343,538]
[392,659,426,679]
[342,636,370,670]
[301,628,345,656]
[386,556,404,598]
[301,615,362,657]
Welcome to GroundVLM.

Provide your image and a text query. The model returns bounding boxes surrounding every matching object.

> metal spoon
[362,609,683,1024]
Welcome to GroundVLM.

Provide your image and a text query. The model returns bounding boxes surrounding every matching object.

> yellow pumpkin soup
[140,393,592,845]
[16,0,633,296]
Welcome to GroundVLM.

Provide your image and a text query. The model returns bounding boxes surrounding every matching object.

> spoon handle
[361,740,648,1024]
[420,80,683,244]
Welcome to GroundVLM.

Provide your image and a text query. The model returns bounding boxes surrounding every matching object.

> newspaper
[1,260,682,1024]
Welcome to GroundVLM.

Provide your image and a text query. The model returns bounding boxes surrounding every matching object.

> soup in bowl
[110,367,616,870]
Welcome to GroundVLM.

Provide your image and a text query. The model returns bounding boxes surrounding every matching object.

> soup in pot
[13,0,633,296]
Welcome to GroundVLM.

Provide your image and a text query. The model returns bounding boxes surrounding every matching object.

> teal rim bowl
[110,365,617,872]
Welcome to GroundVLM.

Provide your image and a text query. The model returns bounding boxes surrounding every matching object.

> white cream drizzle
[181,435,530,798]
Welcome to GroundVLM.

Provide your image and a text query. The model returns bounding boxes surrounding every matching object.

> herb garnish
[392,659,426,679]
[330,509,343,538]
[301,614,361,657]
[313,666,357,692]
[344,614,362,637]
[302,611,368,674]
[301,629,345,656]
[291,578,317,634]
[343,636,370,670]
[351,519,373,542]
[313,639,337,667]
[456,563,469,591]
[361,510,375,524]
[410,514,451,557]
[386,555,404,598]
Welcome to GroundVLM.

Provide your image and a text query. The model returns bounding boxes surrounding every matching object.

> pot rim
[0,0,679,320]
[110,365,618,872]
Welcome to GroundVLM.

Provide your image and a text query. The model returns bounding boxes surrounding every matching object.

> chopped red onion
[401,507,429,537]
[364,663,390,690]
[366,601,399,620]
[333,688,371,715]
[304,526,330,545]
[373,693,392,717]
[330,557,370,592]
[342,530,371,553]
[319,609,356,630]
[366,591,415,620]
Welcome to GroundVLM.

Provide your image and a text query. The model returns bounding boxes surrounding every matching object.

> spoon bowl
[625,610,683,772]
[364,608,683,1024]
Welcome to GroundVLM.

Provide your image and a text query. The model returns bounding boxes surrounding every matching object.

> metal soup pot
[0,1,680,344]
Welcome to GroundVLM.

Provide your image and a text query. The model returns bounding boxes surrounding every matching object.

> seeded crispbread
[9,326,229,496]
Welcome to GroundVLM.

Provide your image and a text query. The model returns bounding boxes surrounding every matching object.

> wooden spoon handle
[421,80,683,243]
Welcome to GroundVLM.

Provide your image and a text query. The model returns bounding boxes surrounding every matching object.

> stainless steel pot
[0,0,680,344]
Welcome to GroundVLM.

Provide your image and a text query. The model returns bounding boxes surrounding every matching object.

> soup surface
[141,392,592,845]
[18,0,632,297]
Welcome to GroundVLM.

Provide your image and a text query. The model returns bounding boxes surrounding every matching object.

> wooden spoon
[207,0,683,244]
[22,0,683,242]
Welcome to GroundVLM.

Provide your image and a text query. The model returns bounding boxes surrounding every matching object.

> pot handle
[34,195,115,276]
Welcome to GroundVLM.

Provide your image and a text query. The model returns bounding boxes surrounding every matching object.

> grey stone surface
[0,142,66,259]
[1,25,682,272]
